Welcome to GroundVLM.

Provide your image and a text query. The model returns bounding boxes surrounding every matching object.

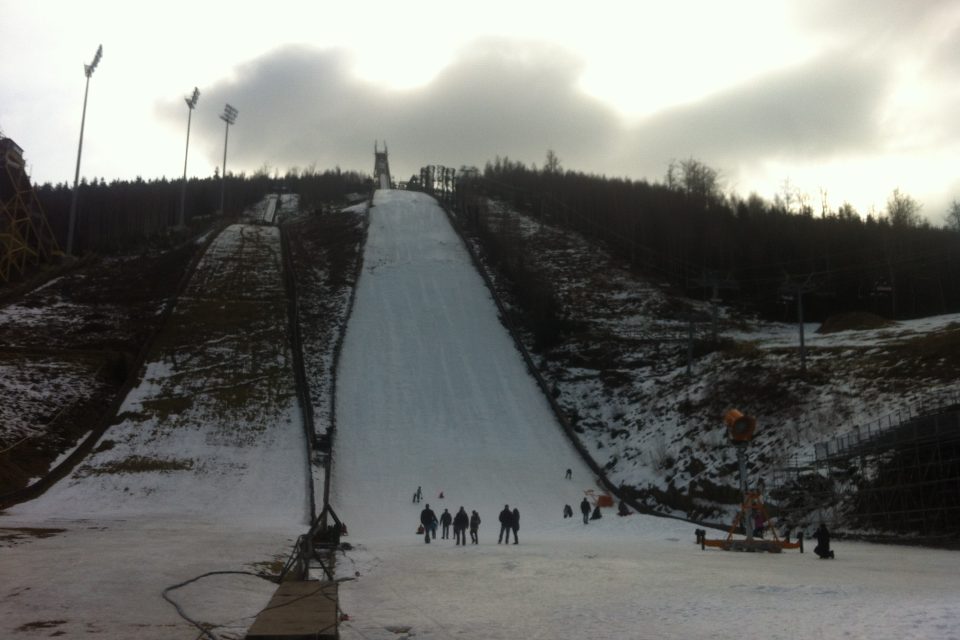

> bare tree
[946,198,960,231]
[666,158,722,207]
[544,149,562,174]
[886,188,923,227]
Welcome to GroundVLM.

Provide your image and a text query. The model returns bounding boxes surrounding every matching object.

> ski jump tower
[0,137,61,282]
[374,140,392,190]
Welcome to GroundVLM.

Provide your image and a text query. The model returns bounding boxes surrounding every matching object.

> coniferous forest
[477,157,960,323]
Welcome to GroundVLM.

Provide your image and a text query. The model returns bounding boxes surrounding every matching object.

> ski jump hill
[2,190,959,639]
[333,189,595,540]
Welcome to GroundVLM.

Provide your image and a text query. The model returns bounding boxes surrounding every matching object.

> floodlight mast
[67,44,103,256]
[177,87,200,228]
[218,103,238,215]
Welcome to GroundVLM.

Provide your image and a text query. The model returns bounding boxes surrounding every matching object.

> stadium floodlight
[218,103,238,215]
[178,87,200,228]
[66,44,103,256]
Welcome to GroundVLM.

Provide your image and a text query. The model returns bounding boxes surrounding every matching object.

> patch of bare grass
[78,455,194,476]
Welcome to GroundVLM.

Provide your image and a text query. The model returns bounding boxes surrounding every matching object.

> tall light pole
[218,103,238,215]
[178,87,200,228]
[67,44,103,256]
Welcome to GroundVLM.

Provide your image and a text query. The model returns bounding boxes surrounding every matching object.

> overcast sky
[2,0,958,220]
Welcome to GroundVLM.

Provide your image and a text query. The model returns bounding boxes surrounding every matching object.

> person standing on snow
[580,498,591,524]
[420,504,437,544]
[498,505,513,544]
[440,508,452,539]
[510,507,520,544]
[565,468,572,479]
[453,506,469,545]
[469,510,481,544]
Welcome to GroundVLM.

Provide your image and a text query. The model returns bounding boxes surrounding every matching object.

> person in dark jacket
[814,523,834,559]
[469,510,481,544]
[580,498,591,524]
[498,505,512,544]
[510,507,520,544]
[591,504,602,520]
[440,508,452,539]
[453,506,469,545]
[420,504,437,544]
[563,504,573,518]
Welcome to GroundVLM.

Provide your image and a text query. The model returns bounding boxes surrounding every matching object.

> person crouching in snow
[814,523,834,559]
[563,504,573,518]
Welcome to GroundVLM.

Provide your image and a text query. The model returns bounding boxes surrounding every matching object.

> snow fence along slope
[9,224,309,525]
[334,190,596,540]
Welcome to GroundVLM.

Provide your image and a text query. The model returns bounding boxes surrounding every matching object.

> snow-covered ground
[1,222,310,639]
[330,191,960,640]
[1,191,958,639]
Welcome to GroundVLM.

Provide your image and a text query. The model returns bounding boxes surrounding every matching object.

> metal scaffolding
[0,137,61,282]
[770,393,960,545]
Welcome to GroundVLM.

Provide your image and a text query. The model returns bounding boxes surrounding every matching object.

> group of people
[498,505,520,544]
[419,504,481,545]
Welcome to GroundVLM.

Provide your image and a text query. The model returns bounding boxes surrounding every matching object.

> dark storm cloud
[622,53,889,176]
[158,39,892,183]
[158,41,621,180]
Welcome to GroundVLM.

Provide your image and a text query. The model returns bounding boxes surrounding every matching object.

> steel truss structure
[0,137,61,281]
[770,398,960,545]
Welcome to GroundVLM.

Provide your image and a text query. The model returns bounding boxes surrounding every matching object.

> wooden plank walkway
[246,581,338,639]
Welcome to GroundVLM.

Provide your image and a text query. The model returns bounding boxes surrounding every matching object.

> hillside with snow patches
[0,190,957,640]
[463,197,960,526]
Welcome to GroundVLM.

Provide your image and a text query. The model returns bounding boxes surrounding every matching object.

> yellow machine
[696,409,803,553]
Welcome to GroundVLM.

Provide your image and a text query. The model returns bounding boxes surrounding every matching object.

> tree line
[474,156,960,322]
[34,168,371,254]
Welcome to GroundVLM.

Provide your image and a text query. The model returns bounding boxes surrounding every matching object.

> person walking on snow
[565,468,572,479]
[498,505,513,544]
[510,507,520,544]
[469,510,481,544]
[440,508,452,539]
[413,486,422,503]
[454,506,469,545]
[580,498,591,524]
[420,504,437,544]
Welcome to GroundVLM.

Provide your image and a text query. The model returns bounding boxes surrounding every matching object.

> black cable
[162,570,276,640]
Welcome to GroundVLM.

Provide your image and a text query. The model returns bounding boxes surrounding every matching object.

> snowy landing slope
[333,190,599,541]
[331,191,960,640]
